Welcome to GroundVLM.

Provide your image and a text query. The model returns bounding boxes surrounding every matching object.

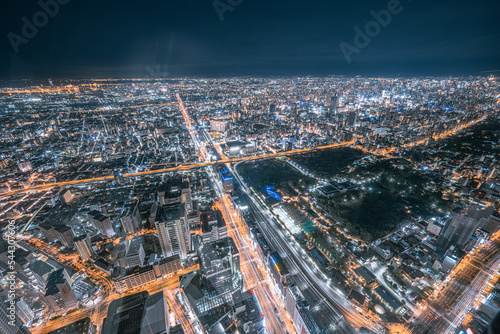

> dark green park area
[236,159,315,192]
[317,160,452,242]
[292,147,364,178]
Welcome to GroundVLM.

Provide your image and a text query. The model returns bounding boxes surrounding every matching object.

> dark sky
[1,0,499,80]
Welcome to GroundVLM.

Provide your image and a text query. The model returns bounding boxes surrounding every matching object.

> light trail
[0,140,355,198]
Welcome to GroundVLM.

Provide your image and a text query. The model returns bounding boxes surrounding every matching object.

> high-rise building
[44,269,78,314]
[199,237,242,297]
[17,161,32,172]
[157,176,192,211]
[220,168,234,193]
[201,210,227,243]
[154,203,190,260]
[270,103,276,114]
[101,291,169,334]
[88,210,115,237]
[210,120,228,133]
[437,205,494,251]
[347,92,356,105]
[329,95,338,113]
[48,317,96,334]
[39,223,75,247]
[179,237,263,332]
[120,201,142,234]
[74,234,94,262]
[0,300,31,334]
[347,111,357,127]
[117,237,146,268]
[15,297,35,325]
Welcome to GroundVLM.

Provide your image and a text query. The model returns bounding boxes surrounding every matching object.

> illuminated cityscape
[1,1,500,334]
[0,76,497,334]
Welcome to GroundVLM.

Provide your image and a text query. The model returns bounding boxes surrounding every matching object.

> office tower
[199,237,242,299]
[220,168,234,193]
[117,237,146,268]
[0,300,31,334]
[179,237,263,333]
[268,252,290,297]
[347,111,357,127]
[48,317,96,334]
[39,223,75,247]
[17,161,32,172]
[201,210,227,243]
[347,92,356,104]
[74,234,94,262]
[54,225,76,247]
[121,201,142,234]
[437,205,494,251]
[15,297,35,325]
[180,237,242,316]
[88,210,115,237]
[329,95,338,113]
[29,260,56,288]
[157,176,192,211]
[210,120,228,133]
[292,103,299,119]
[44,269,78,314]
[101,291,169,334]
[154,203,190,260]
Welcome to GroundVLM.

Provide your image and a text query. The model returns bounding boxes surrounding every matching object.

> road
[30,270,195,334]
[179,93,294,334]
[0,140,355,198]
[408,234,500,333]
[231,163,382,333]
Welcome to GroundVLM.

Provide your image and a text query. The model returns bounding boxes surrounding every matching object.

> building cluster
[0,76,498,333]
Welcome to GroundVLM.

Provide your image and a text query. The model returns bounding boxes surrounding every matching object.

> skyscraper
[74,234,94,262]
[347,111,357,127]
[102,291,169,334]
[437,205,494,251]
[88,211,115,237]
[0,299,31,334]
[48,317,96,334]
[121,201,142,234]
[329,95,338,113]
[179,237,263,332]
[44,269,78,314]
[154,203,190,260]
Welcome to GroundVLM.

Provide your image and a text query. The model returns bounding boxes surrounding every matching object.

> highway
[231,163,382,333]
[0,140,354,199]
[179,93,294,334]
[408,233,500,333]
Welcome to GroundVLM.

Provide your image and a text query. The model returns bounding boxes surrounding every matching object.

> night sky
[1,0,499,80]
